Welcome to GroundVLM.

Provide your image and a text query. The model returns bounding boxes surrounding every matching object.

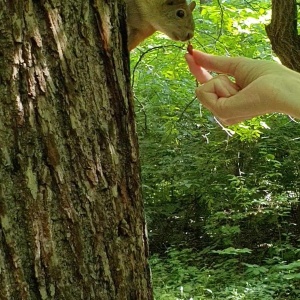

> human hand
[185,50,299,124]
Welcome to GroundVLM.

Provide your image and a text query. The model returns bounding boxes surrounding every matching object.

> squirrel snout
[181,31,194,41]
[173,31,194,42]
[186,32,194,40]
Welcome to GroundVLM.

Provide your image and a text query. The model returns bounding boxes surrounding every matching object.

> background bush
[131,0,300,298]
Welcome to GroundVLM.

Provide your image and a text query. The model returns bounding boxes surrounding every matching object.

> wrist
[276,69,300,119]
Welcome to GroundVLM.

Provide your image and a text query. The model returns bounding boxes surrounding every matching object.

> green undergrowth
[150,247,300,300]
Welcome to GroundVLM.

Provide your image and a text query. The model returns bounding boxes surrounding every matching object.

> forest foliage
[130,0,300,299]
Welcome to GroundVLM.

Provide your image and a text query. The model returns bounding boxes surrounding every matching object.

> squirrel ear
[166,0,186,5]
[189,1,196,12]
[166,0,175,5]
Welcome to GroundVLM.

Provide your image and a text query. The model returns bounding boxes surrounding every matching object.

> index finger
[191,50,246,77]
[185,53,212,83]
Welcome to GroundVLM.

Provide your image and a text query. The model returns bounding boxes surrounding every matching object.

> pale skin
[185,50,300,125]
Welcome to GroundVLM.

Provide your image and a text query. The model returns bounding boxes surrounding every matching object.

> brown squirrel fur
[125,0,196,51]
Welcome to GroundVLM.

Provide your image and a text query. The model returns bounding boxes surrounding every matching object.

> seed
[187,43,193,55]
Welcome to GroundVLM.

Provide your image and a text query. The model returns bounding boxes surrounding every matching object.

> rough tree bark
[0,1,152,299]
[266,0,300,71]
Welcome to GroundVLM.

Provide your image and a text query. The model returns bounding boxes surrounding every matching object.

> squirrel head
[151,0,196,42]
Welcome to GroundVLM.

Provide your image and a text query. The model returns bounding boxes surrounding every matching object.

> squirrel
[124,0,196,51]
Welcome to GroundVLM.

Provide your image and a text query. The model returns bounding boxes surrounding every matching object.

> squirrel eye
[176,9,185,18]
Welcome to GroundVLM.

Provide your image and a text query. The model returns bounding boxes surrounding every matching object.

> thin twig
[216,0,224,41]
[131,45,184,88]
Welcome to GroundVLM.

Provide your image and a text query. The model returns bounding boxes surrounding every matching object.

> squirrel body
[125,0,196,51]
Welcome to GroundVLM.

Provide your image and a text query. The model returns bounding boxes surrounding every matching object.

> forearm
[276,68,300,119]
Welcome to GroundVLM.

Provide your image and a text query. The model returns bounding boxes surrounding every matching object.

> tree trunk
[266,0,300,71]
[0,1,152,299]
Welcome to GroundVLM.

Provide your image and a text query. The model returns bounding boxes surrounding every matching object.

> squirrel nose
[186,32,194,40]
